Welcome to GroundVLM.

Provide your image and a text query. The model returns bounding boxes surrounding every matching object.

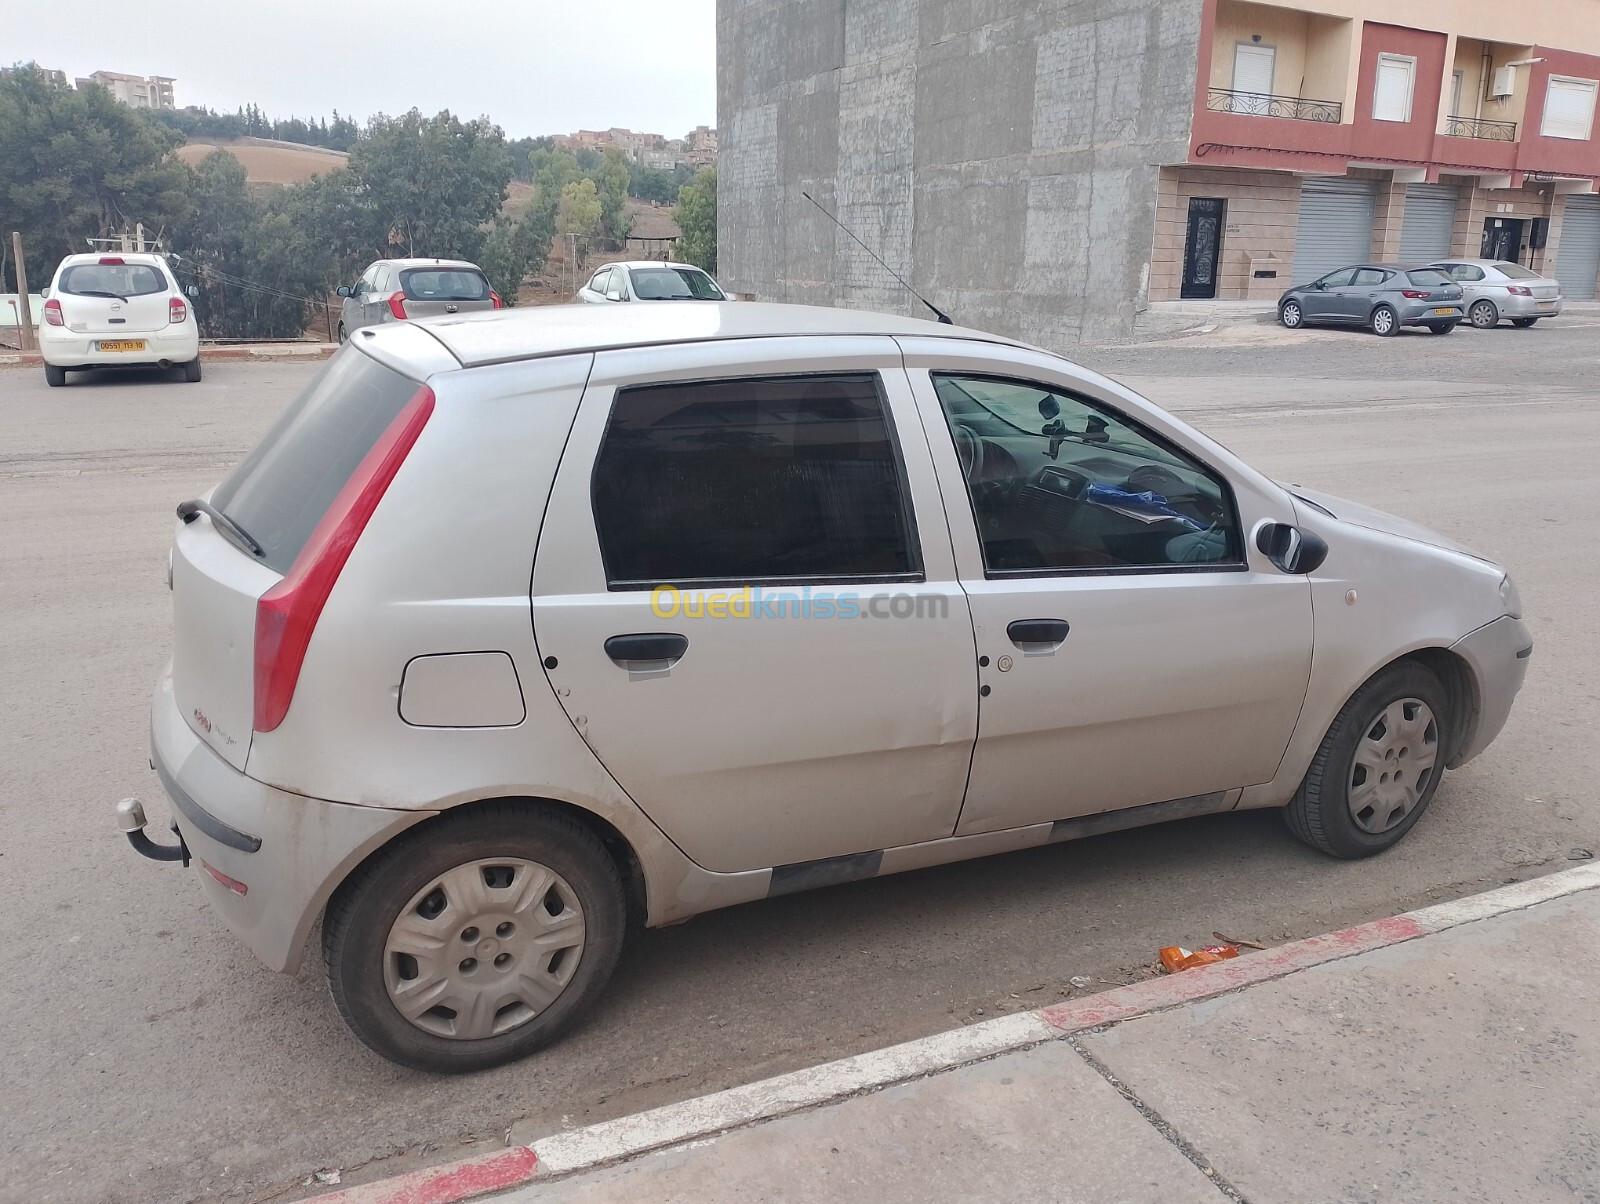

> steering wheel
[953,422,985,482]
[1123,464,1183,497]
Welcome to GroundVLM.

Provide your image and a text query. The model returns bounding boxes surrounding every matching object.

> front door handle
[1006,619,1070,647]
[604,632,689,665]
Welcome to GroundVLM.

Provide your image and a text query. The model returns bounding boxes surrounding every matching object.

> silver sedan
[1430,259,1563,329]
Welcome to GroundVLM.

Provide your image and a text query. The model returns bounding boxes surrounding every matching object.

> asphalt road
[3,318,1597,1203]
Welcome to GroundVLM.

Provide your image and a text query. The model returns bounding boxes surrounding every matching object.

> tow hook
[117,797,188,863]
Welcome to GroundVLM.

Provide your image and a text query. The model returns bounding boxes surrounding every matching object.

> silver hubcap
[1472,302,1495,327]
[1373,309,1393,334]
[384,857,585,1041]
[1348,697,1438,834]
[1283,303,1300,326]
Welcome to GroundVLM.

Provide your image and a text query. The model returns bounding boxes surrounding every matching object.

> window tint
[1495,262,1540,280]
[59,263,168,297]
[932,374,1242,575]
[210,351,424,574]
[628,267,725,300]
[592,374,919,587]
[1352,267,1391,286]
[1405,270,1453,287]
[1318,268,1357,288]
[400,268,490,300]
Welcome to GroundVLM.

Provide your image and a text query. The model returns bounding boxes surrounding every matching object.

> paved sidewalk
[487,865,1600,1204]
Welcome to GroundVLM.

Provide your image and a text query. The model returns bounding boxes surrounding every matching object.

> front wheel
[337,321,348,344]
[1426,321,1457,335]
[44,363,67,388]
[1280,300,1305,329]
[1469,299,1499,329]
[1370,304,1399,336]
[1284,661,1449,859]
[1511,317,1538,328]
[324,802,626,1073]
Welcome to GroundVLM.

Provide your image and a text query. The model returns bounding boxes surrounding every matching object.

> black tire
[337,321,348,344]
[1426,321,1457,335]
[1511,317,1538,328]
[182,358,203,382]
[44,363,67,388]
[324,801,626,1073]
[1284,661,1450,859]
[1370,304,1400,336]
[1280,299,1305,329]
[1469,299,1499,329]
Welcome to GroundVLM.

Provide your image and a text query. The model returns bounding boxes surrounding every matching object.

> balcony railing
[1207,88,1343,123]
[1445,114,1518,141]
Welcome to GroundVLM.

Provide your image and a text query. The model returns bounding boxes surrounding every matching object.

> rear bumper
[1397,300,1463,326]
[40,325,200,368]
[1448,614,1533,767]
[1498,294,1563,319]
[143,663,431,972]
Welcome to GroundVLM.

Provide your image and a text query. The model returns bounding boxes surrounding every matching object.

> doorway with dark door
[1181,198,1227,299]
[1481,217,1525,264]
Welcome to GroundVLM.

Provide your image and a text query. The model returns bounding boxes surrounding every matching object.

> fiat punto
[117,303,1531,1071]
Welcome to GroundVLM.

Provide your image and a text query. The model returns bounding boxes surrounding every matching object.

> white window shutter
[1542,77,1598,140]
[1373,55,1415,123]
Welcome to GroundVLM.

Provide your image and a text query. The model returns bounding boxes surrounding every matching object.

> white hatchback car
[40,252,201,386]
[119,304,1531,1072]
[576,260,727,304]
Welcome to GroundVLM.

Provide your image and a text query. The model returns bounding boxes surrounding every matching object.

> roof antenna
[802,190,953,324]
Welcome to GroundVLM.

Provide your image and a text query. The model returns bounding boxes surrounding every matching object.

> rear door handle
[604,633,689,665]
[1006,619,1070,647]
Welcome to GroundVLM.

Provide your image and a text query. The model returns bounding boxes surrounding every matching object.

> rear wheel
[1511,317,1538,328]
[1370,304,1399,336]
[337,321,348,344]
[1284,662,1449,859]
[182,358,203,383]
[1280,300,1305,329]
[324,802,626,1072]
[44,363,67,388]
[1426,321,1457,335]
[1469,299,1499,329]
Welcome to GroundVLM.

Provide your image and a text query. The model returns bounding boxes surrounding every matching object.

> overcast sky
[9,0,716,139]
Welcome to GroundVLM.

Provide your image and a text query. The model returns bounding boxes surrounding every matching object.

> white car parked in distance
[118,303,1531,1072]
[576,260,727,304]
[39,252,201,386]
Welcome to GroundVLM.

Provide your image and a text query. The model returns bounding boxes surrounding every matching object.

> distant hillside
[174,136,348,187]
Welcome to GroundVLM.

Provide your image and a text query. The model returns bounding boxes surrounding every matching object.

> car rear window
[210,351,423,574]
[1406,270,1453,287]
[628,267,725,300]
[58,263,169,297]
[399,268,490,300]
[1495,262,1540,280]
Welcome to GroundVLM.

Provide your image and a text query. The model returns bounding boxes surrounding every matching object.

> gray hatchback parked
[1279,265,1465,336]
[336,258,501,342]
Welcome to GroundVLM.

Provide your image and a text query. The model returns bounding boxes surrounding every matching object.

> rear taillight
[387,292,408,319]
[43,299,64,327]
[491,290,505,309]
[169,296,188,324]
[1400,290,1430,299]
[98,256,125,266]
[1506,285,1532,296]
[252,386,435,732]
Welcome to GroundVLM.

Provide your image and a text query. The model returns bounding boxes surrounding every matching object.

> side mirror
[1256,522,1329,575]
[335,285,352,298]
[186,285,200,298]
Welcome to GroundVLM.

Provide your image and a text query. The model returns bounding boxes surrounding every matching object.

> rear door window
[400,268,490,300]
[210,351,424,573]
[1352,268,1391,286]
[59,263,169,297]
[591,373,921,588]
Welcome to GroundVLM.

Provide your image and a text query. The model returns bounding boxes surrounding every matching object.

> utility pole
[11,232,33,353]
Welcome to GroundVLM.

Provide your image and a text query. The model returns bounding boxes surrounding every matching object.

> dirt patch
[174,137,348,187]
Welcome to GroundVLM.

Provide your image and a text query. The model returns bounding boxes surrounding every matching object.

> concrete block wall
[1150,167,1301,301]
[718,0,1207,347]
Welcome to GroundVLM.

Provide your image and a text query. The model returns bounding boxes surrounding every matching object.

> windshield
[628,266,724,300]
[58,263,169,297]
[399,268,491,300]
[1495,262,1540,280]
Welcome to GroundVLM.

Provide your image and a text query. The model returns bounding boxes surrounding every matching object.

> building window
[1541,76,1598,141]
[1451,69,1464,116]
[1373,54,1417,123]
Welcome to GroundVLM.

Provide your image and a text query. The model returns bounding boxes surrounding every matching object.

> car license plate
[1432,307,1456,316]
[96,339,147,352]
[1538,301,1556,309]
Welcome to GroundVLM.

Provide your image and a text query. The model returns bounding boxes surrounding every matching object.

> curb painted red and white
[310,860,1600,1203]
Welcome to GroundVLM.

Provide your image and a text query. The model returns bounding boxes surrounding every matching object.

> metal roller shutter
[1556,195,1600,300]
[1399,184,1459,263]
[1292,178,1378,284]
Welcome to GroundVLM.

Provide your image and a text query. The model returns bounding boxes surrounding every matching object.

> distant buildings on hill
[1,65,175,109]
[554,125,716,170]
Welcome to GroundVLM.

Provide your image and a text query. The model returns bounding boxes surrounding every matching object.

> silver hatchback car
[1430,259,1563,329]
[336,258,501,341]
[1279,264,1465,335]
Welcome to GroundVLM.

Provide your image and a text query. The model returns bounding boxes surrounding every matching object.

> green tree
[347,109,513,261]
[0,65,189,288]
[274,168,381,288]
[594,146,632,242]
[674,168,717,274]
[478,200,555,305]
[557,178,602,240]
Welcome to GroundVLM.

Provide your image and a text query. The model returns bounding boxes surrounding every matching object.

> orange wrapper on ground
[1159,944,1241,973]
